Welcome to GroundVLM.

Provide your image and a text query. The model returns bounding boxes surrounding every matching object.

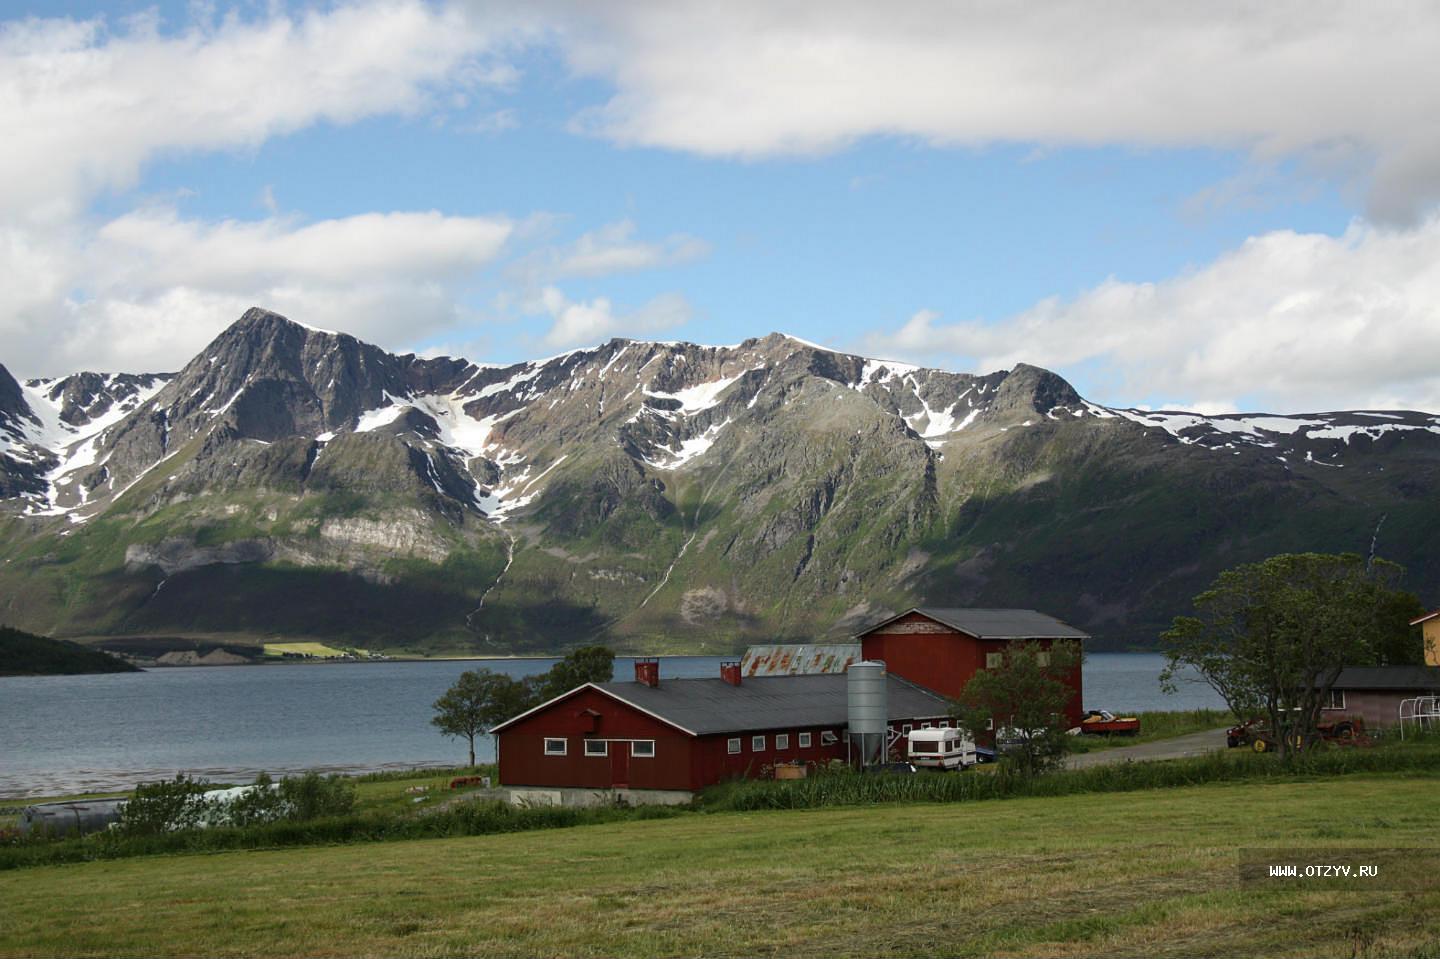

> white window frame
[1036,651,1051,667]
[798,732,812,748]
[584,739,608,757]
[921,722,933,729]
[775,733,790,750]
[938,720,950,728]
[631,740,656,758]
[985,651,1003,669]
[727,737,741,755]
[985,718,995,731]
[1324,689,1346,710]
[841,729,850,744]
[902,724,912,734]
[543,737,567,756]
[751,734,766,752]
[821,731,838,746]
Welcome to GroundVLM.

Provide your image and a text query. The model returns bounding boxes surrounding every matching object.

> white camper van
[906,728,977,770]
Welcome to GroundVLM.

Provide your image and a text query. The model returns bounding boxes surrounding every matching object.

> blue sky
[3,2,1439,413]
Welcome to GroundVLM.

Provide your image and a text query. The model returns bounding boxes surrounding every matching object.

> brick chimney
[720,661,742,686]
[634,658,659,687]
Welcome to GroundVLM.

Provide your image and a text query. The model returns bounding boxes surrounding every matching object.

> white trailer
[906,728,977,770]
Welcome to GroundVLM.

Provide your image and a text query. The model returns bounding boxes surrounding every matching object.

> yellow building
[1412,610,1440,667]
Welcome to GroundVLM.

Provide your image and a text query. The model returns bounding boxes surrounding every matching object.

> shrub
[276,772,356,820]
[116,774,212,836]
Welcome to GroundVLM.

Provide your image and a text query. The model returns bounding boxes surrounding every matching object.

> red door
[610,741,631,787]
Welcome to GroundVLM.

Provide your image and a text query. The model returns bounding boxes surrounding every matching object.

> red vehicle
[1227,716,1369,752]
[1079,709,1140,735]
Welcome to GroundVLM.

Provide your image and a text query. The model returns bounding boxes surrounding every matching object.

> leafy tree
[431,669,534,767]
[952,640,1081,777]
[1161,552,1417,759]
[532,645,616,702]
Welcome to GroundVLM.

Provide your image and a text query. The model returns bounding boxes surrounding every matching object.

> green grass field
[2,773,1436,958]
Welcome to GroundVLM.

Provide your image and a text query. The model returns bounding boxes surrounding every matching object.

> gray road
[1065,727,1231,769]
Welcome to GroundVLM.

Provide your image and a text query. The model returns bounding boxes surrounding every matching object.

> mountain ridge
[2,307,1437,653]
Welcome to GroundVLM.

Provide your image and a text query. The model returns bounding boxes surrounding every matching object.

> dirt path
[1066,727,1230,769]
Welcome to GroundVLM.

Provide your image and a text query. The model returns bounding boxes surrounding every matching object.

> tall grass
[702,739,1440,811]
[0,798,685,872]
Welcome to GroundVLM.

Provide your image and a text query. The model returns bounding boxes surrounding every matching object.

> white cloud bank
[2,208,515,376]
[0,1,519,223]
[863,216,1440,413]
[550,0,1440,223]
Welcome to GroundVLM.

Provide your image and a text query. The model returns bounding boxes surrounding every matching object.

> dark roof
[1332,665,1440,691]
[591,673,952,737]
[859,607,1089,641]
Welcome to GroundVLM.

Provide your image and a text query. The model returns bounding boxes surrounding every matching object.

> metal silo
[847,660,888,768]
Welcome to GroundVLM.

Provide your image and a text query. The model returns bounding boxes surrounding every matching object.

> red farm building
[856,607,1088,729]
[493,606,1087,796]
[491,663,953,793]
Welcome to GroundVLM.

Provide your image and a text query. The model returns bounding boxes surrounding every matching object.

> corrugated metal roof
[595,673,951,736]
[1333,665,1440,691]
[740,644,861,676]
[860,607,1090,640]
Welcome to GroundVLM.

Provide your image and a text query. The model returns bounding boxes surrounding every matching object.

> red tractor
[1226,716,1369,752]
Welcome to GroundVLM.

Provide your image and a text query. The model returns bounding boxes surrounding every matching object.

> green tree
[531,645,616,702]
[1161,552,1417,759]
[430,669,534,767]
[952,640,1081,777]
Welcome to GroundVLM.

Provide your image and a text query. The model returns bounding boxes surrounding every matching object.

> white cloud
[862,217,1440,413]
[531,285,692,349]
[3,207,514,376]
[545,0,1440,222]
[0,1,523,223]
[550,220,708,278]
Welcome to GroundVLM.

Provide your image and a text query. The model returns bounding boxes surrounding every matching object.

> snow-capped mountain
[2,308,1437,652]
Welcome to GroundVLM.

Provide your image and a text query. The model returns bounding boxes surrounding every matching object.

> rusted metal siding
[497,687,695,791]
[740,644,861,676]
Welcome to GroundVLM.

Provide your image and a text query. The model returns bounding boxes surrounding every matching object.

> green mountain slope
[1,309,1436,653]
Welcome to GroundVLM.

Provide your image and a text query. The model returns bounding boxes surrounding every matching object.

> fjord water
[0,654,1222,798]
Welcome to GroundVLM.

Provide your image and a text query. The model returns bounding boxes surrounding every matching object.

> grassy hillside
[0,626,139,676]
[2,774,1437,957]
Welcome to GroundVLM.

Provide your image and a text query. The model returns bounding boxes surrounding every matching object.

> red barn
[492,660,953,793]
[857,607,1088,728]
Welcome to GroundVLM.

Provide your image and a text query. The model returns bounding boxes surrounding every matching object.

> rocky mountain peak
[0,362,38,442]
[987,363,1084,419]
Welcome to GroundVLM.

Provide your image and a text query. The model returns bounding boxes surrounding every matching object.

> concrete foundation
[500,786,693,809]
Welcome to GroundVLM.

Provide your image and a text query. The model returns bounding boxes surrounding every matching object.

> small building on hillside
[492,659,953,793]
[1410,610,1440,666]
[1325,665,1440,729]
[855,607,1089,727]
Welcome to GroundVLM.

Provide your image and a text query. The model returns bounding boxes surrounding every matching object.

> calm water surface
[0,653,1221,798]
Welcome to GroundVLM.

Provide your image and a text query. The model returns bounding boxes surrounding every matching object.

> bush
[116,774,213,836]
[276,772,356,821]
